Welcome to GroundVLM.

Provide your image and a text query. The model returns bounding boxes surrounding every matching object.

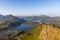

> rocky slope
[38,24,60,40]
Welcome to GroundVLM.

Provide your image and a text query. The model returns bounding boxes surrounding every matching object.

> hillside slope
[20,24,60,40]
[17,24,44,40]
[38,24,60,40]
[1,23,60,40]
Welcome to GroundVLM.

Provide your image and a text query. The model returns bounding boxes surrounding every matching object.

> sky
[0,0,60,16]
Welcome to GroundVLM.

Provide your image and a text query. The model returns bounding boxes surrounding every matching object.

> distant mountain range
[0,14,19,21]
[0,14,60,22]
[18,15,60,21]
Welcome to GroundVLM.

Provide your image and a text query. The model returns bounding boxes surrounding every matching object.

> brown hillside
[38,24,60,40]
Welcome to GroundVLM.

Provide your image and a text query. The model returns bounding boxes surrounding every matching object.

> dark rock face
[0,31,26,40]
[0,14,26,30]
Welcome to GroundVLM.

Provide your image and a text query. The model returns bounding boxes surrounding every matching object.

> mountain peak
[40,15,50,18]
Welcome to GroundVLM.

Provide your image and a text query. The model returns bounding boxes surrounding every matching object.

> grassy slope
[38,24,60,40]
[20,24,44,40]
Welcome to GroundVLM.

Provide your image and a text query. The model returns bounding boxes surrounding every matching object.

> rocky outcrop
[0,30,26,40]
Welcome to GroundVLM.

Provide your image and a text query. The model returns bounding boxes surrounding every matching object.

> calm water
[5,23,34,34]
[0,20,41,35]
[5,20,42,33]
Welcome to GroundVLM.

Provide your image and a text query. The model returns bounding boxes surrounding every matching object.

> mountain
[18,15,51,22]
[0,14,20,21]
[39,15,50,18]
[38,24,60,40]
[0,14,5,19]
[0,14,26,22]
[0,14,26,30]
[18,15,60,21]
[17,24,60,40]
[18,15,60,26]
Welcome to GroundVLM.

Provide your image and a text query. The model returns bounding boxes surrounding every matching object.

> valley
[0,14,60,40]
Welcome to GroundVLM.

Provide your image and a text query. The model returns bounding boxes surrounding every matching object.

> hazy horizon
[0,0,60,16]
